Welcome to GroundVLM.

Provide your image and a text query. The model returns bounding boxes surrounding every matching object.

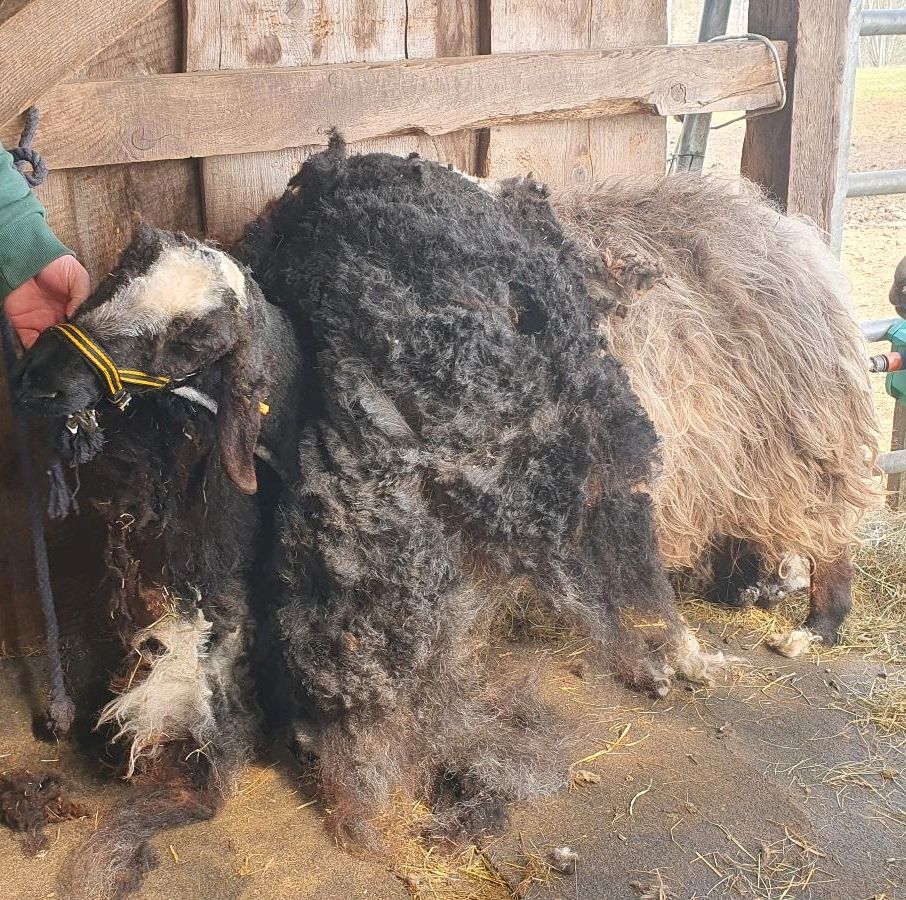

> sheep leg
[546,493,681,697]
[769,555,852,657]
[568,506,734,691]
[277,435,490,844]
[804,556,853,645]
[706,538,761,608]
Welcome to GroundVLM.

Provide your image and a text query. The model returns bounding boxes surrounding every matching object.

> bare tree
[862,0,894,68]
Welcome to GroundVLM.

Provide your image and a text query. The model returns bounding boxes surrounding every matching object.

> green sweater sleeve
[0,143,71,299]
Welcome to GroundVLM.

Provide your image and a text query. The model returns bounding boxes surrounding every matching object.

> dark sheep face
[891,254,906,319]
[17,224,269,493]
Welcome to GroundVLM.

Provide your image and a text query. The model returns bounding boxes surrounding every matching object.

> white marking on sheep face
[80,244,247,339]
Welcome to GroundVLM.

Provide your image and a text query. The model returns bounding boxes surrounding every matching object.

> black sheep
[17,225,303,898]
[16,140,721,892]
[238,138,717,841]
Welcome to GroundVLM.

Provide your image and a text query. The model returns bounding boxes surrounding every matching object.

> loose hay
[630,868,678,900]
[847,509,906,664]
[824,670,906,835]
[381,797,513,899]
[692,823,836,899]
[836,670,906,743]
[680,508,906,666]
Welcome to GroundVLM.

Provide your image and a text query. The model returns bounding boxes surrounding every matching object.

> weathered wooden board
[0,42,788,174]
[32,1,203,283]
[888,401,906,508]
[0,0,170,126]
[742,0,859,239]
[0,0,40,646]
[0,364,43,650]
[486,0,667,185]
[186,0,479,242]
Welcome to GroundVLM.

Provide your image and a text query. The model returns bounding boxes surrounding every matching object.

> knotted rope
[0,106,75,735]
[10,107,49,188]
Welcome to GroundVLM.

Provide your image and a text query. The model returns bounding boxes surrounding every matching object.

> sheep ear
[216,335,264,495]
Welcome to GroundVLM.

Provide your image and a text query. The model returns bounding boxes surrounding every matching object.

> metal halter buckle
[65,408,99,435]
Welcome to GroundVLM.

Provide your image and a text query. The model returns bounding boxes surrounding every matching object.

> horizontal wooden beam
[0,0,170,126]
[1,42,787,171]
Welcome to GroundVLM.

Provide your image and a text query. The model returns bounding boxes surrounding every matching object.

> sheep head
[891,254,906,319]
[17,224,269,494]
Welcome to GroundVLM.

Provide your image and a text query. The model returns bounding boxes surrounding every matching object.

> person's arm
[0,144,71,299]
[0,142,90,347]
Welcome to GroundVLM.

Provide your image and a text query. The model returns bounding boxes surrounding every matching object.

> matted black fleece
[239,136,682,840]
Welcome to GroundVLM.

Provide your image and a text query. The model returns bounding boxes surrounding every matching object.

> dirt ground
[0,606,903,900]
[1,60,904,900]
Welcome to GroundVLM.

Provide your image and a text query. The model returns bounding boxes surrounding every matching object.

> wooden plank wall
[486,0,667,185]
[0,0,670,648]
[0,0,171,124]
[0,0,40,649]
[186,0,481,243]
[37,1,203,283]
[0,348,41,650]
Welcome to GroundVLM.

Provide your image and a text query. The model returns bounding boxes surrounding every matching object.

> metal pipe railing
[667,0,732,174]
[860,7,906,35]
[861,317,903,342]
[879,449,906,475]
[847,169,906,197]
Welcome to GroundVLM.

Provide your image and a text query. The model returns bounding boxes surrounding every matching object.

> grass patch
[855,65,906,102]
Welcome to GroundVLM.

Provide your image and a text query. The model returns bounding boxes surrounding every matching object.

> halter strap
[51,323,169,410]
[50,322,268,415]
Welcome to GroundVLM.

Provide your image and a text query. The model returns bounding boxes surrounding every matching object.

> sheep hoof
[671,630,738,687]
[654,678,672,698]
[738,582,776,609]
[645,659,674,697]
[767,627,822,658]
[620,656,673,697]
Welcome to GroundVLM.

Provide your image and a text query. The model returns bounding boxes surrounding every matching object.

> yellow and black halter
[50,323,175,411]
[50,322,269,416]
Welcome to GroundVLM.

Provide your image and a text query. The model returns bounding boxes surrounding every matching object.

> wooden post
[0,361,43,649]
[742,0,862,239]
[744,2,903,504]
[486,0,667,185]
[186,0,481,243]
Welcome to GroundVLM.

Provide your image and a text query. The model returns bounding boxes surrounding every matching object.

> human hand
[5,255,90,348]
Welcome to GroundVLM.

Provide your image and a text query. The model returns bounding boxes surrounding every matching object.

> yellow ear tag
[258,401,270,416]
